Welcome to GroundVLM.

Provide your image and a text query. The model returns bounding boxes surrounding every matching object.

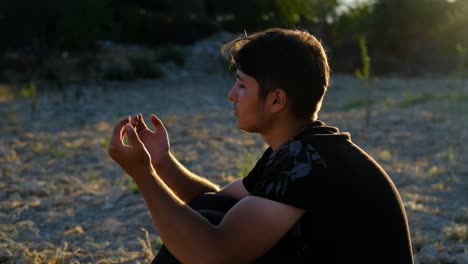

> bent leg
[151,193,238,264]
[151,210,226,264]
[151,193,293,263]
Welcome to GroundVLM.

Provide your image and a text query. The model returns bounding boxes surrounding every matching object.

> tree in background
[1,0,467,77]
[204,0,339,39]
[204,0,301,32]
[297,0,339,40]
[369,0,455,74]
[0,0,113,55]
[0,0,58,62]
[439,0,468,71]
[329,0,374,71]
[112,0,218,46]
[54,0,115,50]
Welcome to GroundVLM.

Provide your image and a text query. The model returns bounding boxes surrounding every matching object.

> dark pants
[151,193,292,263]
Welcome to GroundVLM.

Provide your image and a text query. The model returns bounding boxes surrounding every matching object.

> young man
[108,28,414,263]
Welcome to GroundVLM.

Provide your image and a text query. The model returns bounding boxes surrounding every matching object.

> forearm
[154,152,220,203]
[134,170,229,264]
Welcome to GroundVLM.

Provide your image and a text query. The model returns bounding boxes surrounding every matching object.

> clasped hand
[108,114,169,179]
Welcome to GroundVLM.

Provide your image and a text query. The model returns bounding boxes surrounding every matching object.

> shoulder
[248,139,327,209]
[266,139,326,177]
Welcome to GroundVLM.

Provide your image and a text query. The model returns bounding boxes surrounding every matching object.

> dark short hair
[222,28,330,120]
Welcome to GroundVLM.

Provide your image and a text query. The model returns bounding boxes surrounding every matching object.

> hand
[108,117,155,179]
[131,114,170,168]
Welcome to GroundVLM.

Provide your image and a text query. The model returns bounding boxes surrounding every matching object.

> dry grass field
[0,71,467,263]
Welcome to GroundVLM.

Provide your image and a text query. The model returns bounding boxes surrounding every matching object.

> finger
[131,115,139,128]
[125,124,144,148]
[109,117,130,157]
[150,114,167,133]
[137,113,149,132]
[111,117,130,146]
[121,117,132,139]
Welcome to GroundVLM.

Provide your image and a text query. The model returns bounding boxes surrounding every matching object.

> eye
[238,83,246,89]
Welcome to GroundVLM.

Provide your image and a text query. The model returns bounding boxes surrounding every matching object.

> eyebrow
[236,73,245,82]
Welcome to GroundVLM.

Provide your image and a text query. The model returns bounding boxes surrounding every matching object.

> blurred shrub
[113,2,219,46]
[102,55,164,81]
[53,0,115,50]
[43,64,62,82]
[156,46,186,67]
[129,55,165,79]
[205,0,304,32]
[102,63,135,82]
[21,81,38,119]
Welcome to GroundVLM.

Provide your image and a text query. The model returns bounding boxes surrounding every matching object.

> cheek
[238,89,246,96]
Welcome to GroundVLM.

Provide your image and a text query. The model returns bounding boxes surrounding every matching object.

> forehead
[236,69,257,83]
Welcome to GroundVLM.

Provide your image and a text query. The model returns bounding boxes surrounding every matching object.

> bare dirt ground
[0,68,467,263]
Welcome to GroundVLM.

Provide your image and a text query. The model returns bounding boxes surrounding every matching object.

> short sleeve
[242,148,272,193]
[248,140,327,210]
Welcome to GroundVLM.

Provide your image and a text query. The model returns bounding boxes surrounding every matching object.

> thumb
[125,124,144,148]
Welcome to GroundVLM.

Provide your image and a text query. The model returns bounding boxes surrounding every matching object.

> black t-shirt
[243,121,414,263]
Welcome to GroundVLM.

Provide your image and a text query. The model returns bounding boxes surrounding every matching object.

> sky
[340,0,373,7]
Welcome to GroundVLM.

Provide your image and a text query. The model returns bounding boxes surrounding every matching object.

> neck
[261,118,310,151]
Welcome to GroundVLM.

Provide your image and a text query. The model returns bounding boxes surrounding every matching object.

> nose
[228,85,237,102]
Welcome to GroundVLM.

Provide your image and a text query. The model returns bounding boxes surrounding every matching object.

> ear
[268,89,287,113]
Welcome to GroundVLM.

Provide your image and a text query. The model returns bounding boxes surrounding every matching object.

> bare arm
[219,178,249,200]
[109,119,304,264]
[132,114,219,202]
[140,176,302,264]
[156,151,220,202]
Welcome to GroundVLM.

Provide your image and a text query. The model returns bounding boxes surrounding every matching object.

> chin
[237,122,258,133]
